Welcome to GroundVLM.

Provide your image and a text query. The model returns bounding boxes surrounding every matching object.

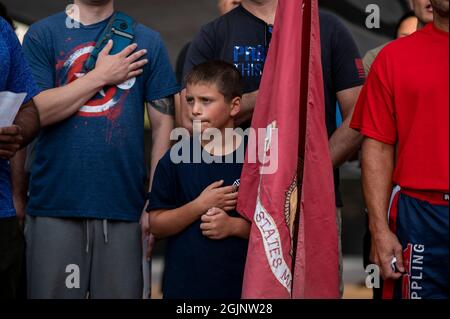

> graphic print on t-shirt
[56,41,135,120]
[233,45,267,78]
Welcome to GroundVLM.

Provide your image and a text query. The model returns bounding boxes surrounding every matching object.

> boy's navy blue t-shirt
[147,137,248,299]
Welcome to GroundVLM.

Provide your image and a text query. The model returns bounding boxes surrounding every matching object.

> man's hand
[93,40,148,86]
[200,207,233,240]
[371,228,405,280]
[0,125,23,159]
[195,180,238,213]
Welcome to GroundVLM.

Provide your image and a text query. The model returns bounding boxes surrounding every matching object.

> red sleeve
[350,50,397,145]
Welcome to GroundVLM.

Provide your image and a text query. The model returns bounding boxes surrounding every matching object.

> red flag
[237,0,339,299]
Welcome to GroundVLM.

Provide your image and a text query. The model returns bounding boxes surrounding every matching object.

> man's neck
[71,1,114,26]
[242,0,278,25]
[434,14,449,33]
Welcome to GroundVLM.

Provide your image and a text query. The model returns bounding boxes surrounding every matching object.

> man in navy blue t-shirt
[21,0,179,298]
[0,16,40,299]
[148,61,250,299]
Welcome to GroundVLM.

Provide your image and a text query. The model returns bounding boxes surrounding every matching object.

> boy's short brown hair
[184,61,243,103]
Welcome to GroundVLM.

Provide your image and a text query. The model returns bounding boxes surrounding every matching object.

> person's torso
[26,13,160,221]
[163,138,248,299]
[0,20,18,218]
[388,24,449,192]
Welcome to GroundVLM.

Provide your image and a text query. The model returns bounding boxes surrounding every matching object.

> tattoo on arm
[149,96,175,116]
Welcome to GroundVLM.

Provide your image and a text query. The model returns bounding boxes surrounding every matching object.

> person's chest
[216,20,268,92]
[49,28,147,122]
[176,162,242,204]
[390,40,449,141]
[393,41,448,120]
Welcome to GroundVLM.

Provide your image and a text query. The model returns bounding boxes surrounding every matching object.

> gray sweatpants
[25,216,142,299]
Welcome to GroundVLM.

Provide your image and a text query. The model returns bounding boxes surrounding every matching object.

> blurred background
[2,0,412,299]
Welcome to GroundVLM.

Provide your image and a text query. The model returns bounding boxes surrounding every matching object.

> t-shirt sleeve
[330,16,366,92]
[145,34,180,102]
[350,51,397,145]
[181,23,216,85]
[22,23,55,92]
[146,151,178,212]
[2,21,40,103]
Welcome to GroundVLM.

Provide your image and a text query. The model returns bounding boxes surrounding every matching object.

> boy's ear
[230,96,241,118]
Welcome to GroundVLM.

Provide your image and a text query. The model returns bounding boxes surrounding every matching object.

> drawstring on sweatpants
[86,220,90,253]
[103,219,109,244]
[86,220,109,253]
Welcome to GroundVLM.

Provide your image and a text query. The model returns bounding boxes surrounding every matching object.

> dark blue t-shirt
[147,138,248,299]
[22,13,179,221]
[0,17,40,219]
[183,6,365,207]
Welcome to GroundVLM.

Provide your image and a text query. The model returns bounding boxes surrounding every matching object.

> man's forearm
[33,70,106,127]
[361,138,395,234]
[150,200,203,239]
[329,117,363,168]
[148,98,175,188]
[14,100,40,147]
[331,86,364,168]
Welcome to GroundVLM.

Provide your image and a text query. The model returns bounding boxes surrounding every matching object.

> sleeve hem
[147,85,181,102]
[350,124,396,145]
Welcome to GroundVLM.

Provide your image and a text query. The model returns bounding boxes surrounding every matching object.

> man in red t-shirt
[351,0,449,299]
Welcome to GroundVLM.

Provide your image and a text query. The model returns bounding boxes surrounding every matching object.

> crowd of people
[0,0,448,299]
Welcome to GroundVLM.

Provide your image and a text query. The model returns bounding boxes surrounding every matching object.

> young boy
[147,61,250,299]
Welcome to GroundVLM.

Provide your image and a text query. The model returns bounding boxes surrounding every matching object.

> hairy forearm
[33,70,106,127]
[361,138,395,235]
[229,217,251,239]
[235,91,258,127]
[331,86,364,168]
[14,100,40,147]
[149,200,202,239]
[329,117,363,168]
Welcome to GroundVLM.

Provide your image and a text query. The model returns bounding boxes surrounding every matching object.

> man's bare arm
[329,86,364,168]
[141,96,175,259]
[362,138,404,279]
[0,99,39,159]
[147,96,175,187]
[13,100,40,147]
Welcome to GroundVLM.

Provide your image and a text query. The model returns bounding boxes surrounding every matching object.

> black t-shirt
[147,138,248,299]
[183,6,365,207]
